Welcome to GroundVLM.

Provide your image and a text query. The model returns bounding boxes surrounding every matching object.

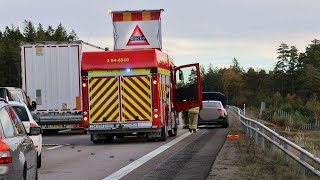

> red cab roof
[82,49,170,71]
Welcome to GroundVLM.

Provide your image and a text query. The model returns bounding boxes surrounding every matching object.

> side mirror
[31,101,37,110]
[29,126,42,135]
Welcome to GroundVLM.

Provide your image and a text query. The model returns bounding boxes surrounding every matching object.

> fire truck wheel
[104,135,114,143]
[92,140,101,144]
[159,125,167,141]
[168,128,177,137]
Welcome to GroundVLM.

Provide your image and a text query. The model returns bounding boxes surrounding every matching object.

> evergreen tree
[287,46,299,94]
[53,23,68,41]
[46,25,55,41]
[23,20,36,42]
[36,23,47,41]
[68,29,78,41]
[230,57,243,73]
[275,43,290,96]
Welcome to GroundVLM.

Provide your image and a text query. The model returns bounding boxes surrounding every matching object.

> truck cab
[0,87,36,110]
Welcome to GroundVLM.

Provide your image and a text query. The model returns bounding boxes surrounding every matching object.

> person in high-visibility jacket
[188,106,200,133]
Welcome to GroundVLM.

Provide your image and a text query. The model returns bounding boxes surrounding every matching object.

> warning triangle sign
[127,25,150,46]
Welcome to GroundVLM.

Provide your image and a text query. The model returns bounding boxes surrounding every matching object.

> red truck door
[173,63,202,112]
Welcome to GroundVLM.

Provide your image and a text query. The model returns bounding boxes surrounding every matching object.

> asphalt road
[39,120,232,180]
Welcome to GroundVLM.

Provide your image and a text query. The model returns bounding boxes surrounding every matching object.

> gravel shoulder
[207,111,241,180]
[207,110,304,180]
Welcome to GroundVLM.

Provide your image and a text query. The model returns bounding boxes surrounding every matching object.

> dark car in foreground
[0,98,41,180]
[198,100,229,128]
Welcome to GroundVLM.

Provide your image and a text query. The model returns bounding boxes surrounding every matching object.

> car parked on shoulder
[0,98,41,180]
[9,101,43,168]
[202,91,226,107]
[198,100,229,128]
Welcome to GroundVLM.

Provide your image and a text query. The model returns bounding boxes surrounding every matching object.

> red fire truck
[81,49,202,143]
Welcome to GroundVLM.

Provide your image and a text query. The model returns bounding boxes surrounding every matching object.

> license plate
[45,125,63,129]
[89,124,111,129]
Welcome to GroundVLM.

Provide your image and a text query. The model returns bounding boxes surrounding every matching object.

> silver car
[0,98,41,180]
[198,100,229,128]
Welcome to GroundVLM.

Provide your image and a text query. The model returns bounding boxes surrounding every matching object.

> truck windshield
[10,90,27,105]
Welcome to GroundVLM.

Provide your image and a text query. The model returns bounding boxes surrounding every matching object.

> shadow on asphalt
[42,130,85,136]
[198,125,224,129]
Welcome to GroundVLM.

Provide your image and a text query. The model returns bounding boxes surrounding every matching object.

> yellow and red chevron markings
[89,77,120,123]
[121,76,152,121]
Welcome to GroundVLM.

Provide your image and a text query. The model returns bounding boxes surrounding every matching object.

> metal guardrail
[230,106,320,177]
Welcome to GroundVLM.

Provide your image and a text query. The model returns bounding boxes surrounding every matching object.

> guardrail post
[246,120,249,136]
[260,128,265,151]
[283,142,288,165]
[249,122,253,139]
[255,124,258,146]
[270,130,275,158]
[299,149,306,177]
[240,116,244,131]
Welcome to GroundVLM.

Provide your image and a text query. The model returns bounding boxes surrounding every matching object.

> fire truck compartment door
[120,75,152,122]
[89,77,120,123]
[173,63,202,112]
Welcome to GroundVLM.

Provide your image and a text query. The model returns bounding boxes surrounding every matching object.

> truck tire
[37,154,41,168]
[159,125,167,141]
[104,135,114,143]
[91,134,102,144]
[168,127,177,137]
[222,118,229,128]
[22,164,27,180]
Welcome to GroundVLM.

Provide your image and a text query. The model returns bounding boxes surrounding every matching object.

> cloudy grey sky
[1,0,320,71]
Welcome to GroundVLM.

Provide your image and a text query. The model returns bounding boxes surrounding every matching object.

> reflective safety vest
[188,107,199,114]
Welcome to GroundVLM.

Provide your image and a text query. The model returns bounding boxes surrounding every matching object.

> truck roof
[21,41,82,46]
[82,49,173,71]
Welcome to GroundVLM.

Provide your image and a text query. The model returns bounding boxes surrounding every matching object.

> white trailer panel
[21,42,82,113]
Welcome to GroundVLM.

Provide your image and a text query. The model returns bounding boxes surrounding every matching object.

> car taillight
[30,123,38,127]
[218,109,224,116]
[0,140,12,164]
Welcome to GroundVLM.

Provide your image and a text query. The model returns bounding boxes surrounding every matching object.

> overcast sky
[1,0,320,71]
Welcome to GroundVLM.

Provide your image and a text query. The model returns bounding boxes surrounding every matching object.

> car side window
[12,106,29,121]
[6,106,26,135]
[0,107,16,137]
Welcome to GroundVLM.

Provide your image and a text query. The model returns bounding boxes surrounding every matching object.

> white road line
[103,132,192,180]
[47,145,64,150]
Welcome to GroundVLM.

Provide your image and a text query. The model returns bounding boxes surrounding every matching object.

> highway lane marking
[47,145,64,150]
[103,132,192,180]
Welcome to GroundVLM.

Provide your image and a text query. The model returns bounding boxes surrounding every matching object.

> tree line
[0,21,78,86]
[200,39,320,128]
